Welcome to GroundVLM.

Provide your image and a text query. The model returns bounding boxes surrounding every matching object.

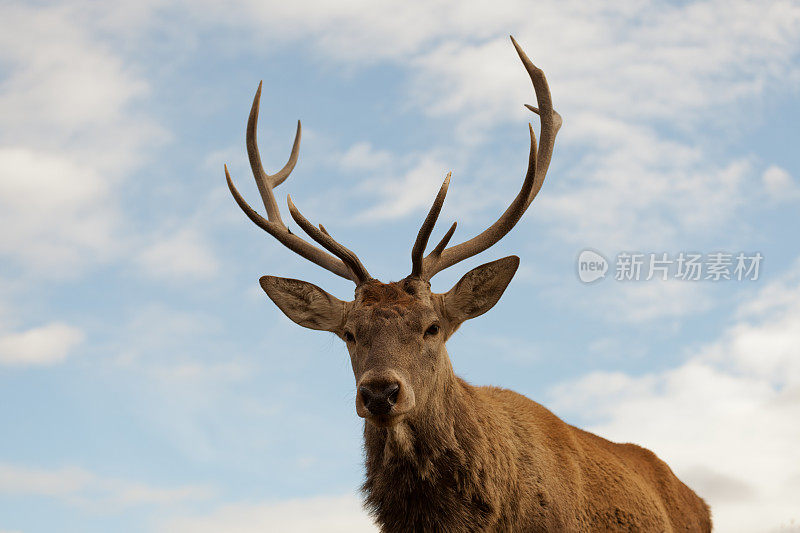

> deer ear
[443,256,520,327]
[259,276,346,332]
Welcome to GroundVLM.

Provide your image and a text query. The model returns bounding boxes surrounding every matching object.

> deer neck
[360,351,511,530]
[362,355,483,483]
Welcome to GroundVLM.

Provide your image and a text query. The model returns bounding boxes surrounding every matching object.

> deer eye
[343,331,355,343]
[424,324,440,337]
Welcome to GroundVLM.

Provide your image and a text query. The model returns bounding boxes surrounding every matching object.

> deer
[224,36,712,532]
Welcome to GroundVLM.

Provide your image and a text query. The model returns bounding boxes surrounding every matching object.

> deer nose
[358,382,401,416]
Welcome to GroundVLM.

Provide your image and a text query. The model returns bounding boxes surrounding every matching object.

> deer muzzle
[356,370,415,425]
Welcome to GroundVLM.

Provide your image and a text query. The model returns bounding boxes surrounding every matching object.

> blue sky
[0,1,799,531]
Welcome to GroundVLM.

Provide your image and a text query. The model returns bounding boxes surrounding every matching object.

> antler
[226,82,371,284]
[410,36,562,281]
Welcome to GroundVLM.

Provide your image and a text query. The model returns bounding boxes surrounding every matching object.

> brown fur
[360,280,419,308]
[363,376,711,532]
[260,260,711,532]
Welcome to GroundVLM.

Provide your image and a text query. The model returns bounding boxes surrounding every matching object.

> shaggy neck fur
[361,358,509,532]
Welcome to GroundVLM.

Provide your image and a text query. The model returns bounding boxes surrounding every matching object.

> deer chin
[358,405,412,428]
[365,412,405,428]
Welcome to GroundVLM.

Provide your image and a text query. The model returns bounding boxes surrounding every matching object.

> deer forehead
[357,279,433,305]
[347,280,438,334]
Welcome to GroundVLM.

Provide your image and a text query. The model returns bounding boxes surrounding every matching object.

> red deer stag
[225,36,711,532]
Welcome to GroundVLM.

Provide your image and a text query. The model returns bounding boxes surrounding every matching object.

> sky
[0,0,799,531]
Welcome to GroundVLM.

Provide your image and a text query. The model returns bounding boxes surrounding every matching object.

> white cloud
[158,493,377,533]
[0,322,85,366]
[357,154,450,221]
[136,227,220,281]
[148,361,250,383]
[548,261,800,532]
[191,0,799,127]
[537,264,718,325]
[602,278,715,324]
[2,0,796,271]
[0,462,213,511]
[762,165,799,201]
[539,122,755,250]
[399,1,800,127]
[218,0,466,62]
[0,148,120,276]
[215,0,800,246]
[401,30,777,248]
[339,142,395,172]
[0,3,160,173]
[0,2,166,278]
[332,142,491,229]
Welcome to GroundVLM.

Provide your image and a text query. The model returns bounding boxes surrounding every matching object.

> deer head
[226,37,561,429]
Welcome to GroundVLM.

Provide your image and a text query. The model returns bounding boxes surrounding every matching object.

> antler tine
[287,196,372,284]
[429,222,457,258]
[226,83,369,284]
[410,173,451,278]
[246,81,301,228]
[513,37,562,200]
[414,36,560,280]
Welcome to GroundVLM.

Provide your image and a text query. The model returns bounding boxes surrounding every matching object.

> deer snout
[356,371,415,422]
[358,383,399,415]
